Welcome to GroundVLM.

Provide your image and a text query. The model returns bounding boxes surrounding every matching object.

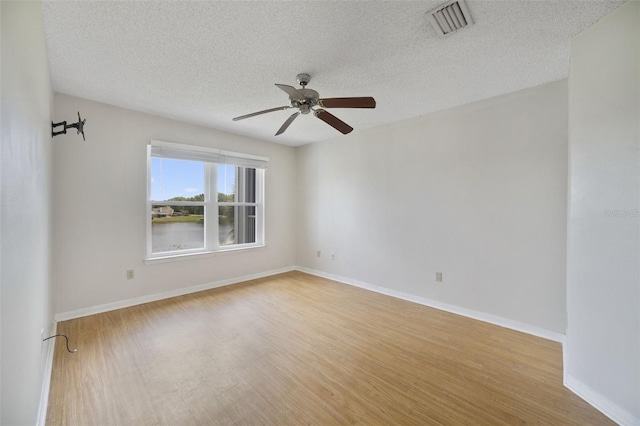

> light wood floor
[47,271,613,425]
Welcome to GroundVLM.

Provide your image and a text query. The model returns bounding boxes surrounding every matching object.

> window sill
[145,244,266,265]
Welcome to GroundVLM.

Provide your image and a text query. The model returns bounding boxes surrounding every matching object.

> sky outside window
[151,158,236,200]
[151,158,203,200]
[217,164,235,198]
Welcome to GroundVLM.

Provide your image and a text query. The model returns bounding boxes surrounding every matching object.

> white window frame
[146,140,267,260]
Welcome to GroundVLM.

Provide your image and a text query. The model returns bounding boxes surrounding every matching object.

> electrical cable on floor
[43,334,77,353]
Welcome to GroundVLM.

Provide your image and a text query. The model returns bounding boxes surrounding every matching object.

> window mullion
[206,162,218,251]
[149,201,205,206]
[217,202,258,207]
[257,169,265,245]
[146,145,153,258]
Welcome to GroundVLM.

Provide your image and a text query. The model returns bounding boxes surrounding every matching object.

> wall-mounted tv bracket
[52,111,86,141]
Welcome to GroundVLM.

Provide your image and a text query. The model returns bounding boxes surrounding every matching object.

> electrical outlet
[435,272,443,282]
[126,269,134,280]
[316,250,321,258]
[331,252,335,261]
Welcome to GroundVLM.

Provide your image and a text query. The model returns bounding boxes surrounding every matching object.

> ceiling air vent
[427,0,474,36]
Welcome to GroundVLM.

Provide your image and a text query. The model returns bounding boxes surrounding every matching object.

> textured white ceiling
[42,0,623,146]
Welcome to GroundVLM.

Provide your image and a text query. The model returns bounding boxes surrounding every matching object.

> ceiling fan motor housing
[290,88,319,113]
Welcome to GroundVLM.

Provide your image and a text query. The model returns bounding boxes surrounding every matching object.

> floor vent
[427,0,474,36]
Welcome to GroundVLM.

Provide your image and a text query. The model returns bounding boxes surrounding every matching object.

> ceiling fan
[232,73,376,136]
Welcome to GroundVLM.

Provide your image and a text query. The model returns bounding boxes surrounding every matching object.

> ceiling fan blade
[232,106,292,121]
[275,84,306,101]
[318,97,376,109]
[275,112,300,136]
[314,109,353,135]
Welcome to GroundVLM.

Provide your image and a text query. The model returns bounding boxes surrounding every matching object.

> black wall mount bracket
[52,111,86,141]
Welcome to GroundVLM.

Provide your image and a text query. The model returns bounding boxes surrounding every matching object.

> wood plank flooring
[47,271,613,425]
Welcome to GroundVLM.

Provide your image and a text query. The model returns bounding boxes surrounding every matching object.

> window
[147,140,266,259]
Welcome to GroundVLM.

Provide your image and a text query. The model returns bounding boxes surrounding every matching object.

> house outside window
[147,140,266,259]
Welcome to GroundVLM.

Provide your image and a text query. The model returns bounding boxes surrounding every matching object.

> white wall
[566,1,640,423]
[296,80,568,334]
[1,2,55,424]
[53,94,296,315]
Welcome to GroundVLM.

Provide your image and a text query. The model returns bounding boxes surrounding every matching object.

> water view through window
[150,158,257,254]
[151,204,205,252]
[150,157,205,253]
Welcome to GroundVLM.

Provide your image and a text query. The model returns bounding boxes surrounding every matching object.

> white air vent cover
[427,0,474,36]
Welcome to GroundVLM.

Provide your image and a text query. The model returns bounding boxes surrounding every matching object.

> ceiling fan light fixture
[427,0,474,36]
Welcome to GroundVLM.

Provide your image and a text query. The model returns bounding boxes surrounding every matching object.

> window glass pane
[151,158,204,201]
[241,168,256,203]
[217,165,257,203]
[219,206,256,246]
[219,205,235,245]
[151,204,204,253]
[218,164,236,202]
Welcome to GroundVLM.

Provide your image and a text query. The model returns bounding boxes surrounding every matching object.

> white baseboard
[54,264,563,342]
[564,374,639,426]
[37,320,58,426]
[54,266,295,322]
[295,266,565,343]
